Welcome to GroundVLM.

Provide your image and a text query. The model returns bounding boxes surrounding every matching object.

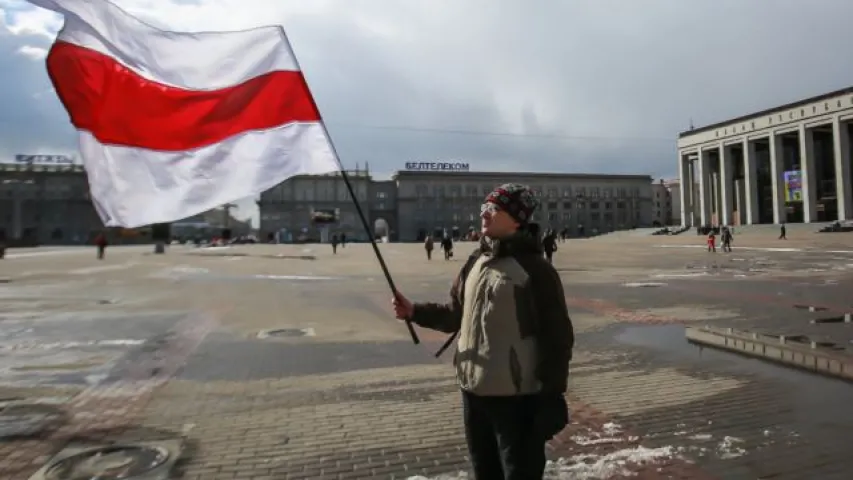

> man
[542,229,558,263]
[424,235,434,260]
[331,234,339,254]
[94,231,108,260]
[393,184,574,480]
[721,227,733,252]
[441,234,454,260]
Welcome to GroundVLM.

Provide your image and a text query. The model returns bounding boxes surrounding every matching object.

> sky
[2,0,853,224]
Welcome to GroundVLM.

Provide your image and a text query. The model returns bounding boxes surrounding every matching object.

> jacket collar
[480,231,542,257]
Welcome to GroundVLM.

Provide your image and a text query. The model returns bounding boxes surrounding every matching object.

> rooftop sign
[14,154,76,165]
[404,161,470,172]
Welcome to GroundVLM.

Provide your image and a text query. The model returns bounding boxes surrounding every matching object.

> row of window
[411,210,640,224]
[413,200,634,211]
[412,184,643,199]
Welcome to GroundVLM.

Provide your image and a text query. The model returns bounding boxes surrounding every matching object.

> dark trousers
[462,391,548,480]
[426,249,432,260]
[97,245,106,259]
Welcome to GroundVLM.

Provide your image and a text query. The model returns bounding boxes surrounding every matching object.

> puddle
[622,282,667,288]
[612,324,853,427]
[793,304,829,312]
[259,254,317,261]
[811,315,852,324]
[12,357,109,372]
[253,275,338,281]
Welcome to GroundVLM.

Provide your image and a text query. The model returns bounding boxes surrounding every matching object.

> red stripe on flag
[46,41,321,151]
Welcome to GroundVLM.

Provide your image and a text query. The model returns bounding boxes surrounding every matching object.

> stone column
[697,148,712,226]
[833,116,852,220]
[711,172,720,225]
[687,160,696,226]
[769,132,786,224]
[743,139,759,224]
[678,153,690,227]
[719,143,734,226]
[799,124,818,223]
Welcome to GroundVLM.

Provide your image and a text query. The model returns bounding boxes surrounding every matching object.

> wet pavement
[0,233,852,479]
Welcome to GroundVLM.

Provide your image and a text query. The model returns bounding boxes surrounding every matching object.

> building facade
[0,163,103,244]
[650,180,671,226]
[258,168,654,242]
[677,86,853,227]
[258,169,374,242]
[650,179,680,226]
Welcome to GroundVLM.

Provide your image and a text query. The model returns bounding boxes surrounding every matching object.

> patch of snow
[406,446,679,479]
[717,436,746,459]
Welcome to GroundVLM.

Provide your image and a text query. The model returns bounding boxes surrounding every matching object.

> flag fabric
[27,0,340,227]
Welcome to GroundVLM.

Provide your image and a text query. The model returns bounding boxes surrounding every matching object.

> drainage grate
[43,445,169,480]
[793,304,828,312]
[258,327,315,339]
[0,403,65,438]
[29,440,182,480]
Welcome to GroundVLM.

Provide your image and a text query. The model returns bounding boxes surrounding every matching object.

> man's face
[480,203,519,238]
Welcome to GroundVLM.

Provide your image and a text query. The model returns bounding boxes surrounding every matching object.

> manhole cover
[258,327,315,338]
[0,403,65,438]
[44,445,169,480]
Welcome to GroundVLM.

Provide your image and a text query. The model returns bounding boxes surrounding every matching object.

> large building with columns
[677,86,853,227]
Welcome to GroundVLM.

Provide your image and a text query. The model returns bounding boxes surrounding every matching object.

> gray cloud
[3,0,853,190]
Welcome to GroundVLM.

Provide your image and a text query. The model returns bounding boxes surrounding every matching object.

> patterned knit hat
[484,183,540,224]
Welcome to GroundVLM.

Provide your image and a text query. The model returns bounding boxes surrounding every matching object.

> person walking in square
[424,235,434,260]
[94,231,108,260]
[392,183,573,480]
[721,227,733,252]
[707,231,716,253]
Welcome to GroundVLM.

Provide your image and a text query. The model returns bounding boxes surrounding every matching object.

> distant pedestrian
[542,230,558,263]
[721,227,733,252]
[779,224,787,240]
[424,235,434,260]
[340,233,347,247]
[706,232,716,253]
[331,234,339,254]
[94,232,108,259]
[441,235,454,260]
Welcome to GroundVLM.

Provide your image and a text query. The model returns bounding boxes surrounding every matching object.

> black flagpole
[281,31,420,345]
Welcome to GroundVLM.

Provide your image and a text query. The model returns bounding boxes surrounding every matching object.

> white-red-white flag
[27,0,339,227]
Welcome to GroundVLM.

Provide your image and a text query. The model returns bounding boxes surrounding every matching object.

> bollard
[779,335,786,344]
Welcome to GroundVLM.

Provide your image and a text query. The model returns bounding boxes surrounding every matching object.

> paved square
[1,230,852,479]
